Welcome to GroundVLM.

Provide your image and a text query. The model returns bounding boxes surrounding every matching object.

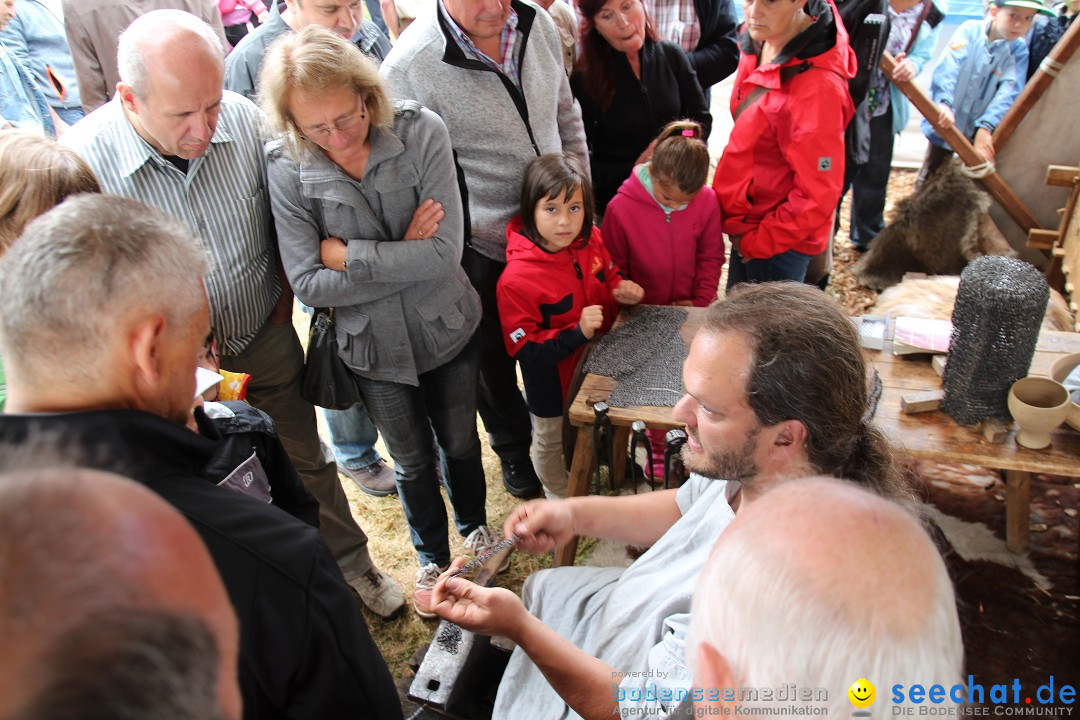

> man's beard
[682,424,761,484]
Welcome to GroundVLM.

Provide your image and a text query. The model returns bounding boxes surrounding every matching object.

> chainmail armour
[940,256,1049,425]
[584,306,689,408]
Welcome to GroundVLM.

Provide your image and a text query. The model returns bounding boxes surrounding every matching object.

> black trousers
[461,246,533,463]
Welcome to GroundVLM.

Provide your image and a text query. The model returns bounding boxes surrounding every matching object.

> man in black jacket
[0,195,403,720]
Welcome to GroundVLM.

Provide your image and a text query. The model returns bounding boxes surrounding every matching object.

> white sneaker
[413,563,446,619]
[348,567,405,619]
[464,525,511,574]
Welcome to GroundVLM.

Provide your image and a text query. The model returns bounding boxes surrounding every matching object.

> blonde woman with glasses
[260,25,504,619]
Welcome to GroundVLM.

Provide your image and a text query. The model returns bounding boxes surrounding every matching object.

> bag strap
[308,195,337,316]
[732,62,812,121]
[903,0,934,57]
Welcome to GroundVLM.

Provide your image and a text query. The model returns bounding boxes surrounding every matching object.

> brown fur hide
[854,159,1016,290]
[870,276,1074,331]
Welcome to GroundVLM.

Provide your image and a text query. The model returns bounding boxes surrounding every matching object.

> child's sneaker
[413,563,446,619]
[464,525,512,574]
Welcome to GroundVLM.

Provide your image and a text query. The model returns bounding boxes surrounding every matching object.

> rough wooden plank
[932,355,947,377]
[980,418,1010,444]
[901,390,945,414]
[1028,228,1061,250]
[1045,165,1080,187]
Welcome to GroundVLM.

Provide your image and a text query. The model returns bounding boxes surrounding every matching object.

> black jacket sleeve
[689,0,740,87]
[665,42,714,140]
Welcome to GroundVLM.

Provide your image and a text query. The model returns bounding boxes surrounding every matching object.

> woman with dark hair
[571,0,712,215]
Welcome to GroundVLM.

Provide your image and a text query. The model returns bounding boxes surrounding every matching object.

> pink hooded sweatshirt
[601,169,725,307]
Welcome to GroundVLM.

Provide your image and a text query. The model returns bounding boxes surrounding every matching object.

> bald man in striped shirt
[61,8,405,618]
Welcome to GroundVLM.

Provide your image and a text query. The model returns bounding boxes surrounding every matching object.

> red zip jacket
[713,0,856,260]
[497,217,624,417]
[603,168,725,307]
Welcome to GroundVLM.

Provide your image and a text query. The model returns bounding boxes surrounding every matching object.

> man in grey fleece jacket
[380,0,588,499]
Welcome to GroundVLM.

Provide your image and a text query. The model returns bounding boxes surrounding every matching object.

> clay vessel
[1048,352,1080,432]
[1007,378,1069,450]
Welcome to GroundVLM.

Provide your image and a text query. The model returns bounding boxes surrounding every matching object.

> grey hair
[117,9,225,98]
[688,479,964,716]
[0,195,209,390]
[12,609,223,720]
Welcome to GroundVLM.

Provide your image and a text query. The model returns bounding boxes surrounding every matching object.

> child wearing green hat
[916,0,1055,187]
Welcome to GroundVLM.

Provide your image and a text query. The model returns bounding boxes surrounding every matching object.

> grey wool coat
[267,101,481,387]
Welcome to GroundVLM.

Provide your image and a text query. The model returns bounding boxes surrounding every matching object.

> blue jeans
[299,301,383,470]
[353,332,487,567]
[323,405,382,470]
[726,248,813,288]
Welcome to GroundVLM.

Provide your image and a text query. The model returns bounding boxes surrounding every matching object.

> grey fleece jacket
[267,101,481,387]
[379,0,588,263]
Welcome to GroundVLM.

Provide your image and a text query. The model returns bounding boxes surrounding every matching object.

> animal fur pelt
[870,275,1074,331]
[854,159,1016,290]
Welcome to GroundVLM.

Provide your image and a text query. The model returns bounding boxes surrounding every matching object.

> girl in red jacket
[602,119,725,308]
[497,153,645,498]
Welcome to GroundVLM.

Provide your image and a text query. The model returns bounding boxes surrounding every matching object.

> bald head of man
[0,468,240,720]
[689,478,963,716]
[115,10,226,159]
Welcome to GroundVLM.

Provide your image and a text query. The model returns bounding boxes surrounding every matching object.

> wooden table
[557,307,1080,566]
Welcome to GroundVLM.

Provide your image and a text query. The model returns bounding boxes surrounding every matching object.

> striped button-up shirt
[61,91,278,354]
[439,0,522,91]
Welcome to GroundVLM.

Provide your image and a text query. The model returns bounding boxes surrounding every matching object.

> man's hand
[937,104,955,129]
[578,304,603,339]
[404,199,445,241]
[612,280,645,305]
[973,127,995,163]
[431,560,529,639]
[505,499,576,553]
[320,236,348,271]
[890,52,917,83]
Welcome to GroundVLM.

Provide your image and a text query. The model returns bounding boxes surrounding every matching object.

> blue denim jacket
[0,41,53,135]
[922,18,1027,147]
[0,0,81,113]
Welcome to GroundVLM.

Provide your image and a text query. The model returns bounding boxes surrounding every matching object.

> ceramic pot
[1048,352,1080,432]
[1007,377,1069,450]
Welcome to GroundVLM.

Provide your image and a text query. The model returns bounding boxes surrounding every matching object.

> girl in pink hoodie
[602,120,724,480]
[602,120,725,309]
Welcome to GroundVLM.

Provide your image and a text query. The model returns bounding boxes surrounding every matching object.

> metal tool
[628,420,653,491]
[663,429,688,489]
[591,401,614,494]
[447,534,520,580]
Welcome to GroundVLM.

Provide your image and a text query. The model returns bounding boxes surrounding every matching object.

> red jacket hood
[737,0,856,88]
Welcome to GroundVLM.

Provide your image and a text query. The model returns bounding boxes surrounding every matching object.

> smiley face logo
[848,679,876,708]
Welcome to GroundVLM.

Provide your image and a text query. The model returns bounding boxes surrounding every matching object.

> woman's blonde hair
[257,24,393,157]
[0,131,101,255]
[650,119,709,195]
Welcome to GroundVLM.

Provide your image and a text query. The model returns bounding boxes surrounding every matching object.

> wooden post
[994,18,1080,150]
[555,429,595,567]
[1005,469,1031,552]
[882,51,1043,234]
